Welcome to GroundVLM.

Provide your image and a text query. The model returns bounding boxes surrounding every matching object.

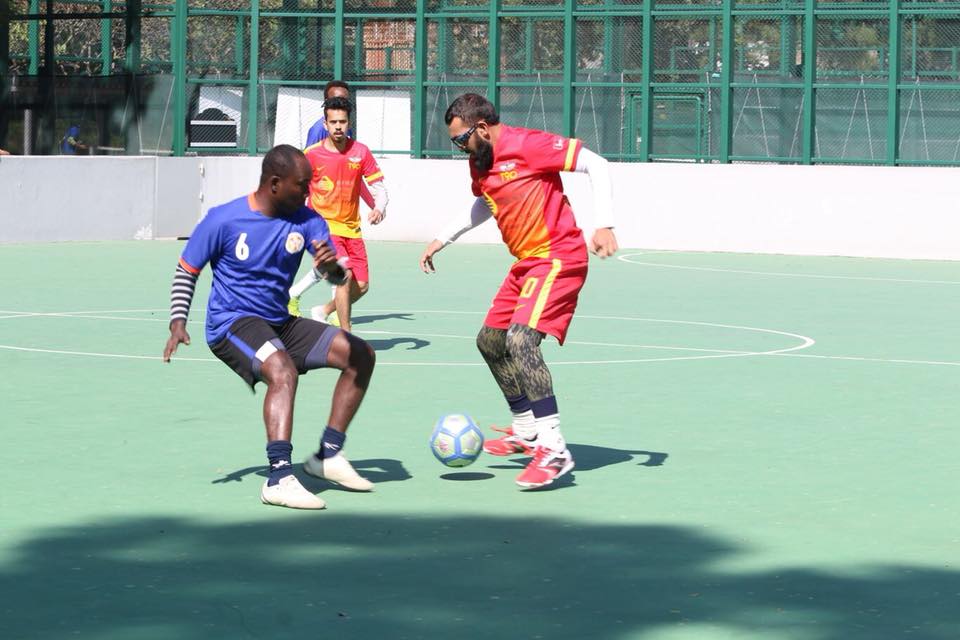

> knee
[505,324,541,359]
[476,326,507,360]
[261,351,298,388]
[347,333,376,374]
[356,281,369,296]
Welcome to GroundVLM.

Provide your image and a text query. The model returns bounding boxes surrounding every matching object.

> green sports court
[1,240,957,639]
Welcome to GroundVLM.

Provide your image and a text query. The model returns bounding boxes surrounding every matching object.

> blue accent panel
[304,327,338,370]
[227,331,256,359]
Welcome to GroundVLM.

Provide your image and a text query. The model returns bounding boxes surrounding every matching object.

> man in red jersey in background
[289,96,388,332]
[419,93,619,490]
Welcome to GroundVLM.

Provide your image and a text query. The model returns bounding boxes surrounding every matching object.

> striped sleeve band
[170,263,199,324]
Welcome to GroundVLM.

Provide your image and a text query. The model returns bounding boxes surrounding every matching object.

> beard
[470,137,494,173]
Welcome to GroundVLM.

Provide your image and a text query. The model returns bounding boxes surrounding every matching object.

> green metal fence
[3,0,960,164]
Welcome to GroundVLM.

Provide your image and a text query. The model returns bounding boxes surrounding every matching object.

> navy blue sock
[506,394,531,414]
[318,426,346,460]
[266,440,294,487]
[530,396,559,418]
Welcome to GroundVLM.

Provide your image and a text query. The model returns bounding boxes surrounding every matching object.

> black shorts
[210,316,340,389]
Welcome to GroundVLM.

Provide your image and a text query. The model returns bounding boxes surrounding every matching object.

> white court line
[617,252,960,285]
[0,310,175,323]
[0,345,216,362]
[8,307,955,366]
[3,344,957,367]
[363,329,769,355]
[779,352,960,367]
[0,310,812,365]
[0,308,169,316]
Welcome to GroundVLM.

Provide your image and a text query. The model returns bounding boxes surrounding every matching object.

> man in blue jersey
[162,144,377,510]
[61,124,89,155]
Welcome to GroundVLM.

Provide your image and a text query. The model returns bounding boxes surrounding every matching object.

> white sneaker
[303,452,374,492]
[260,475,327,509]
[310,305,327,322]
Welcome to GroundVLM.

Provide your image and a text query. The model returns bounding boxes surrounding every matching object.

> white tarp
[274,87,326,149]
[355,90,411,153]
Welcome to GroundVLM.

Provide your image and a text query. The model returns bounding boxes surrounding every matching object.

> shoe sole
[516,459,576,489]
[260,495,327,509]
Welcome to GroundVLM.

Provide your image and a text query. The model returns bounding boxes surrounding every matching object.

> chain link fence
[3,0,960,164]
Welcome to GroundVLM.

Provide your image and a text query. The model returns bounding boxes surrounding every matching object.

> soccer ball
[429,414,484,468]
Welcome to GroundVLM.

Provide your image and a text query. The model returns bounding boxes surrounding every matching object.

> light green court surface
[1,241,958,640]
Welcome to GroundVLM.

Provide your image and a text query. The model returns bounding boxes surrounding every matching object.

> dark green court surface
[1,241,958,639]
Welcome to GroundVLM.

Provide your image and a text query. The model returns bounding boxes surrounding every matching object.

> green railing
[2,0,960,164]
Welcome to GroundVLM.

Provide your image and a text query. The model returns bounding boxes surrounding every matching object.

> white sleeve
[435,197,494,246]
[367,180,388,214]
[573,147,615,229]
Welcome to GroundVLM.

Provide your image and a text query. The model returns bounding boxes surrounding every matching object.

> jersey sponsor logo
[498,161,518,183]
[553,137,564,150]
[285,232,305,254]
[348,156,362,170]
[315,175,335,195]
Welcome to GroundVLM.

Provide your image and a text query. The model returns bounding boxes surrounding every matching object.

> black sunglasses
[450,125,478,151]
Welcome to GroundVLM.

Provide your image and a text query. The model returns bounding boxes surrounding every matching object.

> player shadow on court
[365,337,430,351]
[351,312,415,326]
[481,445,667,491]
[210,458,411,490]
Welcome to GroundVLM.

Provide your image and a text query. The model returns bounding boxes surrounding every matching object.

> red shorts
[484,257,588,345]
[330,235,369,284]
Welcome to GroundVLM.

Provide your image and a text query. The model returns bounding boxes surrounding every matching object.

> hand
[311,239,338,270]
[420,239,444,274]
[312,239,349,284]
[368,208,385,225]
[163,319,191,362]
[589,227,619,258]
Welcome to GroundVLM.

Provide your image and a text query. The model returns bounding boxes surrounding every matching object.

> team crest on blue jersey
[285,232,305,254]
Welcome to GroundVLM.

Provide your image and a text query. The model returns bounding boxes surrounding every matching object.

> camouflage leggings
[476,324,554,402]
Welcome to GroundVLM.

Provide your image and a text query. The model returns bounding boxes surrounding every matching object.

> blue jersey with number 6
[179,193,332,344]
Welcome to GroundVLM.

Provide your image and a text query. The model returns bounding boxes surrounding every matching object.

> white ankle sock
[534,414,565,451]
[511,410,537,440]
[289,269,321,298]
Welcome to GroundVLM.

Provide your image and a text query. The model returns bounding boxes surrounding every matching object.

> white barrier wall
[0,157,157,242]
[2,154,958,260]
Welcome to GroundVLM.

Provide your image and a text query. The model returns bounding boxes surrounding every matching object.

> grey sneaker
[260,475,327,509]
[303,452,374,492]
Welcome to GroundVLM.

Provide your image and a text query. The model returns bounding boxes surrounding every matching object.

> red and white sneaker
[515,446,575,489]
[483,426,537,456]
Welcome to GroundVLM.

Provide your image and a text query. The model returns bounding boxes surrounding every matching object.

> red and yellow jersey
[470,125,586,261]
[304,139,384,238]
